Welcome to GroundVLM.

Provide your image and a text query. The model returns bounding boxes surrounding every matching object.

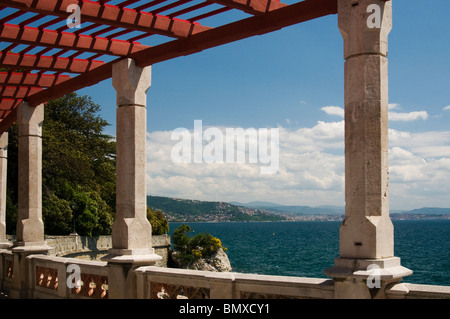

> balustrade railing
[134,266,335,299]
[0,250,14,293]
[1,250,450,299]
[28,255,108,299]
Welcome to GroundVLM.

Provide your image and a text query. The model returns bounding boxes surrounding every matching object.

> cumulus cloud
[320,104,429,122]
[443,105,450,111]
[321,106,344,118]
[145,112,450,209]
[389,103,400,110]
[146,121,345,206]
[389,111,429,121]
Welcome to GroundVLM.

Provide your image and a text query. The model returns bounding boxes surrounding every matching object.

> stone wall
[6,234,171,267]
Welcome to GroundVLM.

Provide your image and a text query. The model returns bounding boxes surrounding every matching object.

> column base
[0,241,12,249]
[324,257,412,299]
[102,248,162,299]
[11,241,52,253]
[102,248,162,264]
[9,242,51,299]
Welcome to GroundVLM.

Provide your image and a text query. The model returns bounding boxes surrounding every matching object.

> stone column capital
[112,58,151,107]
[338,0,392,59]
[0,132,8,149]
[0,133,8,159]
[17,102,44,137]
[0,132,9,248]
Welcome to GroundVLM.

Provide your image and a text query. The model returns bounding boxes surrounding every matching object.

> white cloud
[321,106,344,118]
[389,103,400,110]
[389,129,450,157]
[146,121,345,206]
[145,115,450,210]
[388,103,429,121]
[389,111,429,121]
[443,105,450,111]
[321,104,429,122]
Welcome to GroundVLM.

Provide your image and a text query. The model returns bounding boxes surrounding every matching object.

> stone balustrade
[1,250,449,299]
[5,234,171,267]
[134,266,335,299]
[0,252,109,299]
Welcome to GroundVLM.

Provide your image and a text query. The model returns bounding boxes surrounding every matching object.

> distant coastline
[147,195,450,223]
[166,214,450,223]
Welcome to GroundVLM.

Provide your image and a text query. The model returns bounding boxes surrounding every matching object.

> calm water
[169,220,450,286]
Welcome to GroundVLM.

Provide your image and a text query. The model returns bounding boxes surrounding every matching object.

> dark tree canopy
[6,93,116,236]
[6,93,169,236]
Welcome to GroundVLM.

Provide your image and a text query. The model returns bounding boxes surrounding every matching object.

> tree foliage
[172,224,226,266]
[6,93,116,236]
[147,207,169,235]
[6,92,169,237]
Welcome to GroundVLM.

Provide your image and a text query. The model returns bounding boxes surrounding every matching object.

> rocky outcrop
[171,248,232,272]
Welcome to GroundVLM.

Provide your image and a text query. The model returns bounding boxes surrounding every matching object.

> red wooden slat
[0,51,104,73]
[0,72,71,87]
[3,0,211,39]
[0,24,150,57]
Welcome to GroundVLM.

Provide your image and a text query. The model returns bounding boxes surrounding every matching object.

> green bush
[172,224,226,266]
[147,207,169,235]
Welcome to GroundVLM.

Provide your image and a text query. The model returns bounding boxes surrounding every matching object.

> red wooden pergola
[0,0,337,133]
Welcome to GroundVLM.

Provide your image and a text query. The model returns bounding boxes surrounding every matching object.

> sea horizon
[169,219,450,287]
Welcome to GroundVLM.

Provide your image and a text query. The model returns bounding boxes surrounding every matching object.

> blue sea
[169,220,450,286]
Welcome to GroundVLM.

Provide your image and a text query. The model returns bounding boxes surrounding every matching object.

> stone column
[0,133,10,248]
[324,0,411,298]
[10,101,50,298]
[15,102,48,248]
[102,58,161,298]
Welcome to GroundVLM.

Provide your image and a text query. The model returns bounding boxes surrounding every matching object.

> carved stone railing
[27,255,108,299]
[2,249,450,299]
[4,234,171,267]
[134,266,335,299]
[0,249,14,293]
[386,282,450,299]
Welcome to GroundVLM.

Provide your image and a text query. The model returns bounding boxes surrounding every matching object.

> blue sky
[78,0,450,210]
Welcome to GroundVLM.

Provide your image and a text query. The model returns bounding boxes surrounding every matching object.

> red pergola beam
[133,0,338,67]
[0,24,151,57]
[24,62,113,108]
[22,0,337,109]
[3,0,211,39]
[0,52,104,74]
[0,98,21,111]
[0,72,71,88]
[208,0,288,16]
[0,86,43,99]
[0,105,18,132]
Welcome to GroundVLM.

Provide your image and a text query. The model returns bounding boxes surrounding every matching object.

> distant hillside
[147,196,450,222]
[401,207,450,215]
[235,202,345,216]
[147,196,285,222]
[390,207,450,220]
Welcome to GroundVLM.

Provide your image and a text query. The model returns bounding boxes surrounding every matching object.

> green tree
[173,224,191,250]
[6,93,116,236]
[172,224,226,266]
[147,207,169,235]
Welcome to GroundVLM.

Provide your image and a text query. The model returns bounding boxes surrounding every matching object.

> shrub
[172,224,227,266]
[147,207,169,235]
